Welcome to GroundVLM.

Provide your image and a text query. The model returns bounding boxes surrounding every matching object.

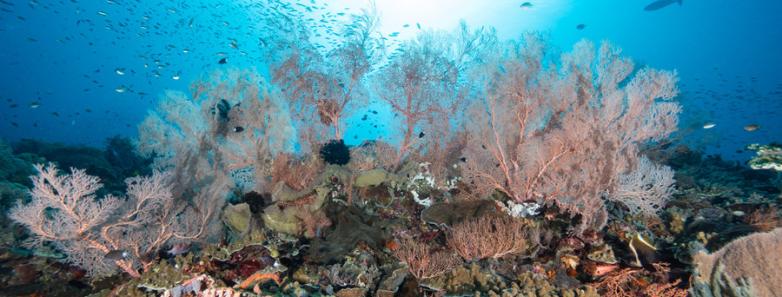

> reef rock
[353,169,391,188]
[262,205,302,235]
[376,267,409,296]
[223,203,252,236]
[421,200,501,227]
[307,206,390,264]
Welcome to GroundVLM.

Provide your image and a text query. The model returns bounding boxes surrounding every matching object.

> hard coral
[691,228,782,297]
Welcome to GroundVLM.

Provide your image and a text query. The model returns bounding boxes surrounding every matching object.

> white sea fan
[613,156,677,216]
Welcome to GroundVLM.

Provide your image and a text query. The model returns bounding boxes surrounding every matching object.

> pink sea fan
[9,163,213,278]
[463,37,681,234]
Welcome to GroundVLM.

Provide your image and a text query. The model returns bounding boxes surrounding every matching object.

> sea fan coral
[463,37,680,233]
[9,163,213,278]
[137,70,294,194]
[447,216,537,261]
[392,237,461,280]
[373,22,495,171]
[612,156,677,216]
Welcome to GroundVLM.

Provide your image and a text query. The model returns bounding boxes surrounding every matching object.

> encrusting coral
[691,228,782,297]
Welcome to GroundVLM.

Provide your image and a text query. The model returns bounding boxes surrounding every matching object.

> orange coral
[594,268,643,297]
[392,237,461,280]
[384,239,401,251]
[235,272,282,290]
[642,279,688,297]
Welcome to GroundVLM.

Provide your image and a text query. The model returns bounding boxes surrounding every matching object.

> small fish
[29,101,41,108]
[104,249,130,260]
[115,68,125,75]
[702,122,716,129]
[576,24,586,30]
[210,99,231,121]
[418,131,425,138]
[628,233,657,267]
[233,126,244,133]
[172,73,180,80]
[166,243,190,257]
[644,0,682,11]
[743,124,759,132]
[115,85,127,93]
[520,2,533,8]
[218,57,227,64]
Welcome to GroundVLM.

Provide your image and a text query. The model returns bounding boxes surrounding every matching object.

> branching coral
[374,22,495,171]
[612,156,677,217]
[9,163,214,278]
[137,70,294,195]
[392,237,461,280]
[463,37,681,234]
[269,12,381,146]
[447,216,537,261]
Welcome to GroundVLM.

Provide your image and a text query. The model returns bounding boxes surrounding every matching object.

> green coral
[353,169,390,188]
[222,202,253,236]
[262,205,303,235]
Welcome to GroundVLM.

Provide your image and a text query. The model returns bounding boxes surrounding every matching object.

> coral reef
[4,6,781,297]
[746,143,782,171]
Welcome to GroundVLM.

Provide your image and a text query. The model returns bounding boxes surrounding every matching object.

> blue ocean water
[1,0,780,161]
